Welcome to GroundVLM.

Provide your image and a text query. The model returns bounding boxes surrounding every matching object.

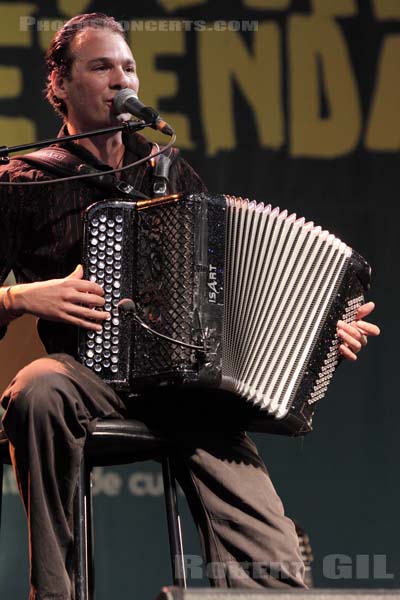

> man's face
[55,27,139,131]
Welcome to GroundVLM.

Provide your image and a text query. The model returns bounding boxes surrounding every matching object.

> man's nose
[110,67,130,89]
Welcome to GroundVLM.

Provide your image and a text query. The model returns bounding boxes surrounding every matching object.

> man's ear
[50,70,68,100]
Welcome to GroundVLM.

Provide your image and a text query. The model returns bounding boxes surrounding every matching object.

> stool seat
[0,419,170,466]
[84,418,169,466]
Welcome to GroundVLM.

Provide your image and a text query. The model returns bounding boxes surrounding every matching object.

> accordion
[79,193,371,435]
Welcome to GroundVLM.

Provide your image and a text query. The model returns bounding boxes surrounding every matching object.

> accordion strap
[11,146,148,200]
[13,146,82,178]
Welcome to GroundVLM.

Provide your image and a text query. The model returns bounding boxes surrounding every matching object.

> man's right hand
[6,265,109,331]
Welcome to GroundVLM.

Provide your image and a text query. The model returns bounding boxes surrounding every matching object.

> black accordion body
[79,193,371,435]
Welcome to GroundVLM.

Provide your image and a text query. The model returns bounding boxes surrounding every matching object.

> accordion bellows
[79,193,371,435]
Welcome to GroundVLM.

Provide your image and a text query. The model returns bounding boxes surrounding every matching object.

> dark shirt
[0,127,206,353]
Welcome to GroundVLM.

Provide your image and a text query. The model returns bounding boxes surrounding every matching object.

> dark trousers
[1,354,305,600]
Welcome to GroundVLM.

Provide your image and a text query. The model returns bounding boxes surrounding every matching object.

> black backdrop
[0,1,399,598]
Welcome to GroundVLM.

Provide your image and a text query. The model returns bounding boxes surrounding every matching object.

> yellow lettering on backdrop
[0,4,36,145]
[0,67,22,98]
[243,0,290,9]
[0,116,35,151]
[366,36,400,151]
[310,0,357,17]
[57,0,92,16]
[289,13,361,157]
[0,3,37,46]
[157,0,207,11]
[198,23,283,156]
[367,0,400,150]
[129,25,194,149]
[372,0,400,20]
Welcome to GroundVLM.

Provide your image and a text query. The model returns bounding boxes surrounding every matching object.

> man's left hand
[337,301,380,361]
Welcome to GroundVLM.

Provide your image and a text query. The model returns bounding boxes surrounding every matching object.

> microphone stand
[0,119,149,164]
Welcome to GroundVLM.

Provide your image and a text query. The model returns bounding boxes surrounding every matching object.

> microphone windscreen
[113,89,138,114]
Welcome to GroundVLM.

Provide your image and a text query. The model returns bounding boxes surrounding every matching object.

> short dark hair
[45,13,126,118]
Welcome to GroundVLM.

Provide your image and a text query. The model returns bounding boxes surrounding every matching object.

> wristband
[0,286,21,318]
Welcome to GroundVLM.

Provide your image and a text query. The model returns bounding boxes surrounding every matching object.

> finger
[66,304,110,322]
[338,318,380,338]
[355,320,381,337]
[339,343,358,361]
[64,315,105,332]
[337,321,367,346]
[67,279,105,297]
[337,328,363,353]
[75,292,106,307]
[66,264,84,280]
[355,301,375,320]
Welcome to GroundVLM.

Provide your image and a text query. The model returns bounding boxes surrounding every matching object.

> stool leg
[73,459,91,600]
[86,464,95,599]
[162,457,186,588]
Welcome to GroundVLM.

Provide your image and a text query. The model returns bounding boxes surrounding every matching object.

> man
[0,13,380,600]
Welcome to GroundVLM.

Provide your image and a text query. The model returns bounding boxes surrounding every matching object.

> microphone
[117,298,137,314]
[113,89,174,136]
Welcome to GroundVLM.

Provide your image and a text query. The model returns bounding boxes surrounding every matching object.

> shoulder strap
[13,147,82,178]
[12,147,148,200]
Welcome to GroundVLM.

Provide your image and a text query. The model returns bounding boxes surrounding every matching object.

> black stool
[0,419,186,600]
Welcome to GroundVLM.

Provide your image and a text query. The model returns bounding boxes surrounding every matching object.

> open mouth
[106,100,118,114]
